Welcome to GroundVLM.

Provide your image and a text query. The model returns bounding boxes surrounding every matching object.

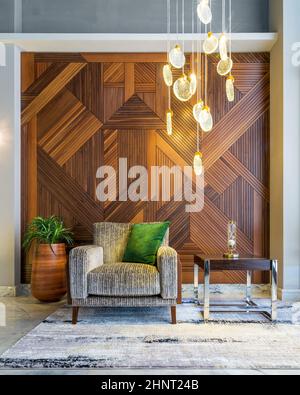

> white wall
[0,44,21,289]
[282,0,300,298]
[270,0,300,301]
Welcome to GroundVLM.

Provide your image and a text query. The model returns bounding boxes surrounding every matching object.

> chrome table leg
[194,264,199,302]
[203,260,210,321]
[271,260,278,321]
[246,270,252,304]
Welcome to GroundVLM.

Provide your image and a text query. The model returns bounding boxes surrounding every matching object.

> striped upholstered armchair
[69,223,180,325]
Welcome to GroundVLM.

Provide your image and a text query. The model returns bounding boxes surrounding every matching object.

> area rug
[1,301,300,369]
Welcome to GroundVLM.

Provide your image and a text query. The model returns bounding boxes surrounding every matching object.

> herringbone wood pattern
[21,53,270,284]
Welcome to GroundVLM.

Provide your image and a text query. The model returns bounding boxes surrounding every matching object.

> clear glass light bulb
[226,76,235,102]
[199,106,213,132]
[217,58,233,76]
[193,152,203,176]
[163,64,173,87]
[189,73,197,96]
[173,74,193,102]
[197,0,212,25]
[169,45,186,69]
[193,100,204,123]
[203,32,219,54]
[166,110,173,136]
[219,34,228,61]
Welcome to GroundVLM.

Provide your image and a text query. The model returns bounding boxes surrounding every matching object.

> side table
[194,255,278,322]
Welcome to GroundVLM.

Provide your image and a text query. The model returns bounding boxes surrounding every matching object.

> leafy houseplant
[23,216,73,252]
[23,216,73,303]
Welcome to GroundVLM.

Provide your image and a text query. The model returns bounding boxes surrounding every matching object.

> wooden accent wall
[21,52,270,284]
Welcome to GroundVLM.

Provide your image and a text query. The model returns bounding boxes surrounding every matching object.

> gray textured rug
[1,301,300,369]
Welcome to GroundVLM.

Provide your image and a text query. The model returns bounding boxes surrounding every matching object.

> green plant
[23,216,73,252]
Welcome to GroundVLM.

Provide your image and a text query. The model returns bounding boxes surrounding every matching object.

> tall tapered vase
[31,244,67,303]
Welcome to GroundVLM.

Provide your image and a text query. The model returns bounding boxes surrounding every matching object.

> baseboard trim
[0,285,31,297]
[0,286,16,297]
[278,288,300,302]
[3,284,299,302]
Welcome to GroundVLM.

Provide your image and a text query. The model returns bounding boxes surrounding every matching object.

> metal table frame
[193,258,278,322]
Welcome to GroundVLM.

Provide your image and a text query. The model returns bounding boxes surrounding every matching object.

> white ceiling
[0,33,278,53]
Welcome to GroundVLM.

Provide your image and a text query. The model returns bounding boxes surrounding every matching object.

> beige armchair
[69,223,181,324]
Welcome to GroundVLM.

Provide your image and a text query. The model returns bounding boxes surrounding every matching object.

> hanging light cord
[222,0,226,33]
[167,0,171,109]
[209,0,212,33]
[229,0,232,62]
[197,0,202,153]
[204,23,208,105]
[182,0,185,74]
[191,0,195,74]
[167,0,171,57]
[176,0,179,43]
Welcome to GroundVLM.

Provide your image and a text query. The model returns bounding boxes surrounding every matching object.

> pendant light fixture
[217,57,233,76]
[193,100,204,123]
[173,0,193,102]
[165,0,173,135]
[188,2,197,96]
[173,74,193,102]
[194,151,203,176]
[197,0,212,25]
[169,0,186,70]
[219,33,228,61]
[163,64,173,87]
[219,0,228,60]
[166,109,174,135]
[217,0,233,76]
[203,31,219,54]
[226,0,235,102]
[189,72,197,95]
[193,15,204,123]
[169,45,186,69]
[163,1,173,87]
[226,75,235,102]
[199,33,213,133]
[199,105,213,132]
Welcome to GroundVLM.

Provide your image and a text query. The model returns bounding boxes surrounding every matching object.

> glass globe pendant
[166,109,173,136]
[169,45,186,69]
[163,64,173,87]
[173,74,193,102]
[197,0,212,25]
[199,105,213,132]
[217,57,233,76]
[226,75,235,102]
[193,100,204,123]
[203,32,219,54]
[193,152,203,176]
[189,73,197,96]
[219,33,228,61]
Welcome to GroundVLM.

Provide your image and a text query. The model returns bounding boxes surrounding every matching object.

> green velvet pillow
[123,222,170,265]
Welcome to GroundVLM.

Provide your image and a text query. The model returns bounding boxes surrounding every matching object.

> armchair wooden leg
[177,257,182,304]
[171,306,177,324]
[72,307,79,325]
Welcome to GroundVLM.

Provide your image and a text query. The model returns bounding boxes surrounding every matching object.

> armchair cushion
[87,263,160,297]
[157,246,178,299]
[123,222,170,265]
[94,223,132,264]
[69,245,103,299]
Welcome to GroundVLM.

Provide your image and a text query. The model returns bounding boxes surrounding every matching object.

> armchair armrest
[157,246,178,300]
[69,245,103,299]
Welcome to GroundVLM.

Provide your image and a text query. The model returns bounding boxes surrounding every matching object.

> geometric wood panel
[21,52,270,284]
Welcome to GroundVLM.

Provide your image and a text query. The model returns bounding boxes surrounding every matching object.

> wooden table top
[194,255,274,271]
